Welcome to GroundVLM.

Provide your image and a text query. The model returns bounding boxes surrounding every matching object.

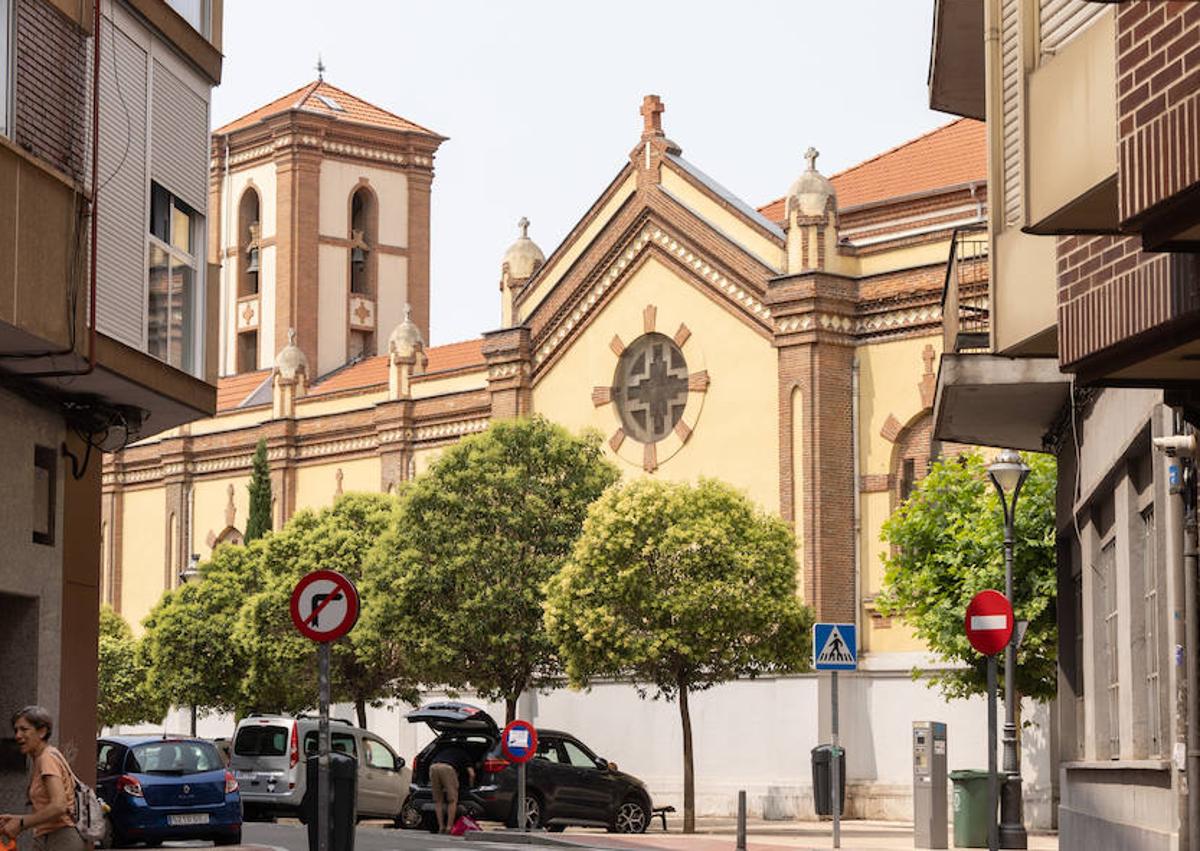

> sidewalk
[545,817,1059,851]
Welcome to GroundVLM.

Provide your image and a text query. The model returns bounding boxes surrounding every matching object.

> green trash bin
[948,770,992,848]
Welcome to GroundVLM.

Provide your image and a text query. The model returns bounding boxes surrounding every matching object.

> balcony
[941,226,989,353]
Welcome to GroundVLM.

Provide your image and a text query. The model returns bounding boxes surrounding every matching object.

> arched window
[236,187,261,372]
[237,188,260,298]
[348,186,378,360]
[890,413,934,510]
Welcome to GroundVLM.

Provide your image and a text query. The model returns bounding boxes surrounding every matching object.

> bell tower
[210,78,445,377]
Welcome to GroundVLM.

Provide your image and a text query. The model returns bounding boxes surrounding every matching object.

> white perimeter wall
[159,669,1054,827]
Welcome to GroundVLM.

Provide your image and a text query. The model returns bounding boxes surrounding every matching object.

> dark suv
[405,701,653,833]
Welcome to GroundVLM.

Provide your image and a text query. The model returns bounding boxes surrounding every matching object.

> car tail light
[117,775,144,797]
[482,757,510,774]
[289,722,299,769]
[224,770,238,794]
[412,754,420,776]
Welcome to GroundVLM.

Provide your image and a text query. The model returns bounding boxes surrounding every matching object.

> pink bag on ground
[450,815,481,836]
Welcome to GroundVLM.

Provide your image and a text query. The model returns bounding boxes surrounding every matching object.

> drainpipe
[1184,459,1198,851]
[852,359,861,645]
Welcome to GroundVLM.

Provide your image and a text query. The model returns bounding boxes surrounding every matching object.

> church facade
[102,86,1054,820]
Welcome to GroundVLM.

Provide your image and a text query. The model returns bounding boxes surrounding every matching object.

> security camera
[1152,435,1198,458]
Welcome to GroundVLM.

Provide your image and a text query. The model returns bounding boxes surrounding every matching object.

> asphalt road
[241,821,601,851]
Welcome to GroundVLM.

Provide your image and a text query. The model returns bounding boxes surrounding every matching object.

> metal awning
[933,354,1071,452]
[928,0,985,119]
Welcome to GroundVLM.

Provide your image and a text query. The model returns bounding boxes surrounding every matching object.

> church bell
[246,245,260,274]
[351,245,367,268]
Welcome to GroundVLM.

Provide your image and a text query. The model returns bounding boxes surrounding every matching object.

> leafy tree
[544,477,813,833]
[233,493,411,725]
[877,451,1057,702]
[97,607,169,730]
[140,542,262,715]
[245,438,272,542]
[360,417,619,723]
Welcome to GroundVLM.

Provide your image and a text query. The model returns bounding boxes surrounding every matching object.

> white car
[229,714,412,823]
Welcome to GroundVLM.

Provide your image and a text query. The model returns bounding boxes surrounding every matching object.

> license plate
[234,771,255,780]
[167,814,210,826]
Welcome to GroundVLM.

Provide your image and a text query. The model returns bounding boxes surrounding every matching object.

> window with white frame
[148,182,198,372]
[1100,537,1120,759]
[166,0,209,37]
[0,0,10,137]
[1141,505,1162,757]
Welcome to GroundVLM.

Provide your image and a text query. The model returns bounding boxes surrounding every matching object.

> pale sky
[211,1,948,347]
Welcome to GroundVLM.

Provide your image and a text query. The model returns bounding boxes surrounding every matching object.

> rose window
[612,333,689,443]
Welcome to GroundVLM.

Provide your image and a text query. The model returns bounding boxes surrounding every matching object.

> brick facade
[14,0,87,180]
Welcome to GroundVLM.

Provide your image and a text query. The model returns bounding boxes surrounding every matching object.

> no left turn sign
[290,569,360,643]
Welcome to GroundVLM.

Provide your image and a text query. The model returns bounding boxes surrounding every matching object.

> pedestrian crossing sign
[813,622,857,671]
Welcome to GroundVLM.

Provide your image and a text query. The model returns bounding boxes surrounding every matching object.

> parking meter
[912,721,947,849]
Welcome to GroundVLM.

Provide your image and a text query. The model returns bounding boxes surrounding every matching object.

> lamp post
[179,554,201,736]
[987,449,1029,849]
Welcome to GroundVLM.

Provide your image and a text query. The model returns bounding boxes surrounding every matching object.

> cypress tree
[244,438,272,542]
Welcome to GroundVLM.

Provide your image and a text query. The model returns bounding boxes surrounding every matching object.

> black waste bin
[810,744,846,817]
[301,751,357,851]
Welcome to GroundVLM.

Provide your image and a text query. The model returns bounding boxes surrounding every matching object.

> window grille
[1142,506,1162,757]
[1101,538,1119,758]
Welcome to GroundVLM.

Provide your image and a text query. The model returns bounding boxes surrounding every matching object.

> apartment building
[0,0,222,805]
[929,1,1199,847]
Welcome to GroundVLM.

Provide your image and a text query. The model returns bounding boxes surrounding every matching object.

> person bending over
[429,744,474,834]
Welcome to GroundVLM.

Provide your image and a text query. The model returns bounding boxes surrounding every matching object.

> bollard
[737,789,747,851]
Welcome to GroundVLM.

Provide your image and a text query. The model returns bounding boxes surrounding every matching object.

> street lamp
[987,449,1030,849]
[178,554,202,736]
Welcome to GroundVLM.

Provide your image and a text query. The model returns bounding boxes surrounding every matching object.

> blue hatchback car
[96,736,242,847]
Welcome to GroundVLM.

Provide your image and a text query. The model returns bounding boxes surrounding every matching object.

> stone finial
[316,54,326,81]
[518,216,530,238]
[640,94,664,136]
[805,147,819,172]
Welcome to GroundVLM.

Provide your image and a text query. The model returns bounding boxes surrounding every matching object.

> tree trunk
[355,698,367,730]
[677,678,695,833]
[506,694,517,724]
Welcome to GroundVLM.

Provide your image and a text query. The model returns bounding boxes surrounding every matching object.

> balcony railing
[941,225,990,353]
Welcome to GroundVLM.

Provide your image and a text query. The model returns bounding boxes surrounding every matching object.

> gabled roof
[757,118,986,220]
[216,370,271,412]
[215,80,443,138]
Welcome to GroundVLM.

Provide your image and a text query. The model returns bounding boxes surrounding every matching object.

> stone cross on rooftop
[805,147,819,172]
[518,217,530,238]
[641,95,664,136]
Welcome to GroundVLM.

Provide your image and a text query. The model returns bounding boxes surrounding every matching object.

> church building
[102,83,1053,821]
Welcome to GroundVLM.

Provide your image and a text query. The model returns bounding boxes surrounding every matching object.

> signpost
[501,720,538,832]
[813,622,857,849]
[291,570,360,851]
[965,590,1014,851]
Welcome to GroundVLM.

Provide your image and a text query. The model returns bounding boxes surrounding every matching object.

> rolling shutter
[150,59,208,214]
[94,21,148,350]
[1040,0,1106,55]
[1001,0,1023,227]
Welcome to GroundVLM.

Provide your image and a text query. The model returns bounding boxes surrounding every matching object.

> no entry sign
[290,569,360,643]
[965,590,1014,656]
[501,720,538,764]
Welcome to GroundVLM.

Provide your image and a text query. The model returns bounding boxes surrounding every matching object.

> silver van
[229,714,412,823]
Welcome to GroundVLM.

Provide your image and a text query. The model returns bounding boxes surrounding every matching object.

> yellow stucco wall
[120,488,166,633]
[377,254,409,345]
[293,457,381,513]
[532,255,779,512]
[659,166,783,271]
[856,333,942,654]
[412,447,443,477]
[297,392,387,419]
[192,474,250,559]
[517,173,637,322]
[413,370,488,399]
[318,244,348,375]
[318,161,409,247]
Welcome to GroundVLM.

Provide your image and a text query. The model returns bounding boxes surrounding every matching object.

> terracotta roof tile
[216,370,271,412]
[757,119,986,221]
[215,80,443,138]
[308,338,487,397]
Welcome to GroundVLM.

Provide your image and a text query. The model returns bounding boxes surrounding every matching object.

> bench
[652,805,675,831]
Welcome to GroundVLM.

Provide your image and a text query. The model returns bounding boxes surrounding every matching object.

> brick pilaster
[406,170,434,344]
[482,326,532,419]
[272,120,324,371]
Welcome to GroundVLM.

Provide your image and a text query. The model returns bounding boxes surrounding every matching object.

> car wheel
[521,793,543,830]
[396,797,422,830]
[213,829,242,846]
[612,798,649,834]
[421,810,439,833]
[547,824,566,833]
